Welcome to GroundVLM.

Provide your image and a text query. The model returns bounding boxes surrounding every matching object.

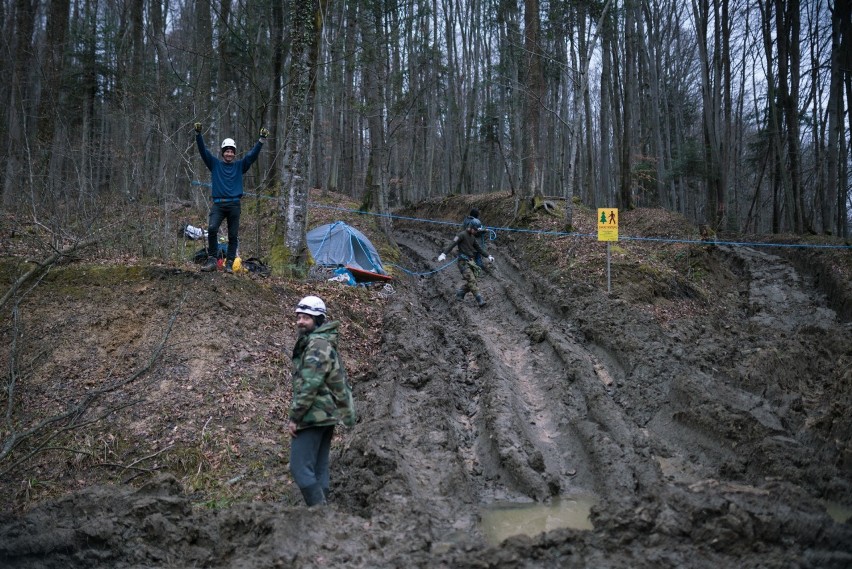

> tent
[306,221,386,274]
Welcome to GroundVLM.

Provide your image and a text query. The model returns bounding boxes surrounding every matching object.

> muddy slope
[334,226,852,566]
[1,224,851,568]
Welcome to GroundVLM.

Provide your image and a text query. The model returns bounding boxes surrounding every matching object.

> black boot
[475,294,486,307]
[299,483,327,507]
[200,256,218,272]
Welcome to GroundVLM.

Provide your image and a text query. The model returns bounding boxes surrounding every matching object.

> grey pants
[289,425,334,491]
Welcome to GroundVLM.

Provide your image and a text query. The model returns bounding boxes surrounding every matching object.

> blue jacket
[196,134,263,200]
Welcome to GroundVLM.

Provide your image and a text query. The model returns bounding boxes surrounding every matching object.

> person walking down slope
[438,218,494,307]
[194,122,268,273]
[288,295,356,507]
[461,208,488,269]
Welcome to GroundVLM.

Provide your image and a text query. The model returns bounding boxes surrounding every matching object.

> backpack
[242,257,271,277]
[193,244,227,264]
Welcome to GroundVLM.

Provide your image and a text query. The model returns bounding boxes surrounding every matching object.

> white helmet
[295,295,326,316]
[221,138,236,151]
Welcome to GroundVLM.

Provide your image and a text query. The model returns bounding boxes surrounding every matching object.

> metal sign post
[607,242,611,294]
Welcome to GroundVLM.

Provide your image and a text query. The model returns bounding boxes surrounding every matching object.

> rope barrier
[304,201,852,250]
[389,258,457,277]
[190,182,852,251]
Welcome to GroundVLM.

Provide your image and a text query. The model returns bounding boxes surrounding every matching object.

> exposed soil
[0,198,851,568]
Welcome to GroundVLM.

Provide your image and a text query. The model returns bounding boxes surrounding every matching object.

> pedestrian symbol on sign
[597,209,618,242]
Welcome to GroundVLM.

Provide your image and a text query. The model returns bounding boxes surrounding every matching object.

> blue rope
[307,202,852,250]
[389,258,457,277]
[190,183,852,251]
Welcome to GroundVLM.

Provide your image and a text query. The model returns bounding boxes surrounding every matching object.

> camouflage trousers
[457,259,480,295]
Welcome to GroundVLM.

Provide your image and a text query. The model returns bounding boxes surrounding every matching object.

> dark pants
[289,425,334,492]
[475,235,487,268]
[208,201,241,261]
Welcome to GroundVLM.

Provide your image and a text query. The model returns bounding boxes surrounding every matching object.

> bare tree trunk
[342,0,358,197]
[194,0,213,121]
[565,0,612,230]
[3,0,36,208]
[360,0,391,234]
[842,64,852,238]
[266,0,286,188]
[599,18,614,208]
[455,0,481,196]
[581,15,597,206]
[826,0,850,236]
[774,0,804,233]
[149,0,176,201]
[35,0,70,192]
[618,0,638,210]
[274,0,321,271]
[642,0,668,208]
[521,0,543,201]
[691,0,727,229]
[218,0,234,137]
[498,0,522,199]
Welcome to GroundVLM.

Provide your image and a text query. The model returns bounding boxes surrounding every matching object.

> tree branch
[0,294,186,477]
[0,239,99,312]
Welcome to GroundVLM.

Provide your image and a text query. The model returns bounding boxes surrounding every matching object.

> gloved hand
[488,255,494,262]
[437,253,446,262]
[194,122,202,133]
[259,127,269,139]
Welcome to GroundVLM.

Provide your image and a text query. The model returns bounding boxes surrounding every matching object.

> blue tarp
[306,221,386,274]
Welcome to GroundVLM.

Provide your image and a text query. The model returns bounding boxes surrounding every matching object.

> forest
[2,0,850,263]
[2,2,852,565]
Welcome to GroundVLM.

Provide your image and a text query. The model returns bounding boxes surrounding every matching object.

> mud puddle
[823,501,852,524]
[480,494,596,544]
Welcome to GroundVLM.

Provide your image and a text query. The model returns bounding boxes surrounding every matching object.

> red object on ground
[345,265,393,283]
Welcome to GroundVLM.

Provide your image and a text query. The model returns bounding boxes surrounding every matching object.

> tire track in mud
[479,249,661,503]
[342,227,658,533]
[640,245,844,483]
[338,225,851,561]
[503,238,849,495]
[391,228,592,506]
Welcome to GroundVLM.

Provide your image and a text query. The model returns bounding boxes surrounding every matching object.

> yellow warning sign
[597,208,619,241]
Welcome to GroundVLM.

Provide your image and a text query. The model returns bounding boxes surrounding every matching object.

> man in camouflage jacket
[289,295,356,507]
[437,218,494,307]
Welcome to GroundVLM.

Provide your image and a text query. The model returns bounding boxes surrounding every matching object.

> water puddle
[823,501,852,524]
[480,495,596,545]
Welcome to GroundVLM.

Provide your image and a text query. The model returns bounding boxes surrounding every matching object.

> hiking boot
[299,483,327,507]
[455,289,466,300]
[475,294,486,307]
[200,256,218,272]
[224,260,234,274]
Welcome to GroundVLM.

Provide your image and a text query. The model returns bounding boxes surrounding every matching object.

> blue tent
[306,221,386,274]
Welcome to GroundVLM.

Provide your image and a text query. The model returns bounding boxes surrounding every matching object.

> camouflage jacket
[442,229,486,260]
[290,320,356,429]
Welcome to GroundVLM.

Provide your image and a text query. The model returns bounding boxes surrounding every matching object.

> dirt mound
[1,198,851,568]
